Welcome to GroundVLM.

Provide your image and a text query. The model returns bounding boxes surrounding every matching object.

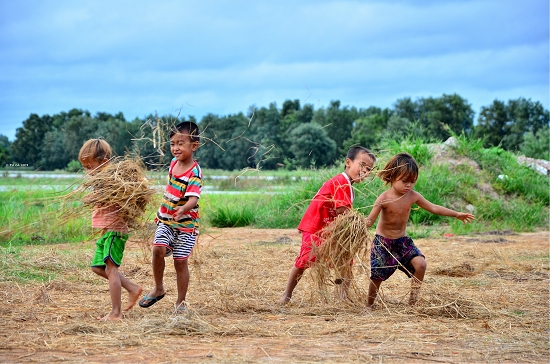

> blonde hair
[78,139,112,163]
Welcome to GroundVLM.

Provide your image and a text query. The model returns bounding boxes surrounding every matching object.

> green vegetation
[1,95,547,171]
[0,136,548,245]
[209,205,255,228]
[0,190,91,246]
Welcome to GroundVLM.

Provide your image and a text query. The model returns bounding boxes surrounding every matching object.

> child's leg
[97,258,123,321]
[145,245,168,298]
[336,267,353,301]
[280,266,305,303]
[91,266,142,311]
[409,256,427,305]
[174,259,189,308]
[367,279,383,307]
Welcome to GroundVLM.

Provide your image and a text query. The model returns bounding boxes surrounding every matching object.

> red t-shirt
[297,173,354,234]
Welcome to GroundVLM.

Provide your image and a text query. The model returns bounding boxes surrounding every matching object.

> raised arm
[415,193,475,224]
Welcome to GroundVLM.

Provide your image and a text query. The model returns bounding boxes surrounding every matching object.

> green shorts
[91,231,128,267]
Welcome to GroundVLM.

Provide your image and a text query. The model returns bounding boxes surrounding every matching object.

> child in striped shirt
[139,121,202,313]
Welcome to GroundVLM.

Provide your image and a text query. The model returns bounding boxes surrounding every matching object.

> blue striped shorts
[153,222,197,260]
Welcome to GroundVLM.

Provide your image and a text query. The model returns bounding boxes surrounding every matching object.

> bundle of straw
[79,158,156,229]
[311,210,372,291]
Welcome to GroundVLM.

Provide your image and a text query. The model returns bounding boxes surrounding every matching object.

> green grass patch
[2,136,549,244]
[209,205,255,227]
[0,190,91,245]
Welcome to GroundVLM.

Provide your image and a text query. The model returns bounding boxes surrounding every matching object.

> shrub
[209,205,255,228]
[65,160,82,173]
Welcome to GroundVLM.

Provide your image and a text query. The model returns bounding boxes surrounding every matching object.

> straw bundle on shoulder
[79,158,156,229]
[311,210,372,290]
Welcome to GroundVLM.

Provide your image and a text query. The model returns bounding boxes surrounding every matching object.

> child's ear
[191,141,199,151]
[344,157,352,168]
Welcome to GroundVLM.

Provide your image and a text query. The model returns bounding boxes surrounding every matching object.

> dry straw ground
[0,228,548,363]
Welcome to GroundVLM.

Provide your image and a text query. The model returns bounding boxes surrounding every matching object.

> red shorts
[294,231,321,269]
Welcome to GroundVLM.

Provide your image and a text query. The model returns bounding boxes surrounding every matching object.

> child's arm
[173,197,199,220]
[365,197,383,228]
[415,193,475,224]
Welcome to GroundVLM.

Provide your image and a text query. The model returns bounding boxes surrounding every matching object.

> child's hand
[456,212,475,224]
[173,206,186,221]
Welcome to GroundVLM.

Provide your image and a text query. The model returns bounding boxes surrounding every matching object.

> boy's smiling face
[170,132,199,163]
[345,152,374,183]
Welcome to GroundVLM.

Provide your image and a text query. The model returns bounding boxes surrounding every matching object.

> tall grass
[380,136,435,166]
[0,190,91,245]
[209,205,255,228]
[451,131,549,205]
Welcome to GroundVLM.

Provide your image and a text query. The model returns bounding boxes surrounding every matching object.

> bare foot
[97,313,123,321]
[124,286,143,311]
[362,306,374,315]
[279,295,291,304]
[408,292,420,306]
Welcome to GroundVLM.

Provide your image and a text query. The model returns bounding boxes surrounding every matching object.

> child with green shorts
[79,139,143,321]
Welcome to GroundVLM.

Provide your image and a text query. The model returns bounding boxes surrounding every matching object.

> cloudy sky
[0,0,548,140]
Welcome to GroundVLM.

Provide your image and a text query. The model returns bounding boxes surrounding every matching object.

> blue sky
[0,0,548,141]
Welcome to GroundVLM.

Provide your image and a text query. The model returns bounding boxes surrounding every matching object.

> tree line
[0,94,548,171]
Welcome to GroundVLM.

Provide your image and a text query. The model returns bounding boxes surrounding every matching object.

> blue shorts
[370,234,424,281]
[154,222,197,260]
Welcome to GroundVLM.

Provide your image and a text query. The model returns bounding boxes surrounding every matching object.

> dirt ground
[0,228,549,363]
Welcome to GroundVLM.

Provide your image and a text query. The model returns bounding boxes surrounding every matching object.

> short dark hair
[379,152,418,185]
[170,121,200,142]
[347,146,376,162]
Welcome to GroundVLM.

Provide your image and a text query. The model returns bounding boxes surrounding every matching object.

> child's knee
[91,266,104,275]
[152,245,168,257]
[174,259,188,269]
[412,256,427,272]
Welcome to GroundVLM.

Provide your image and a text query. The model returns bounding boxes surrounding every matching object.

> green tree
[40,129,70,170]
[95,114,133,157]
[475,99,508,147]
[314,100,357,150]
[0,134,11,165]
[342,113,386,151]
[249,103,284,169]
[501,98,549,151]
[393,97,418,122]
[417,94,474,140]
[11,114,54,167]
[520,128,550,160]
[288,123,336,169]
[394,94,474,141]
[295,103,314,124]
[196,113,254,170]
[281,99,300,118]
[475,98,549,151]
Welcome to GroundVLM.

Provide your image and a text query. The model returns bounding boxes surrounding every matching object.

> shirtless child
[365,152,474,307]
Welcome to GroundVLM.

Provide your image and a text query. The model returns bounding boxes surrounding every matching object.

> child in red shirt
[280,146,376,303]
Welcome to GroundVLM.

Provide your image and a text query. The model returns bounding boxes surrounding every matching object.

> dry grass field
[0,228,548,363]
